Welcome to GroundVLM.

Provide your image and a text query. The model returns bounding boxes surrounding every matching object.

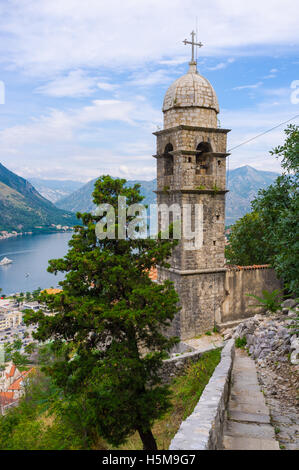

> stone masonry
[154,60,230,340]
[154,58,281,340]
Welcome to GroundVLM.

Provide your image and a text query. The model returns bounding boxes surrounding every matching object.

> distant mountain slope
[0,163,78,232]
[56,178,97,213]
[29,178,84,203]
[225,166,279,224]
[56,178,157,213]
[55,165,279,225]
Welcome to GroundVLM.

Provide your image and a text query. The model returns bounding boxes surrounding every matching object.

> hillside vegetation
[0,163,78,232]
[226,125,299,296]
[0,349,221,450]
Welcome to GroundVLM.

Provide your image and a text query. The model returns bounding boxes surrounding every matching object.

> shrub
[246,289,284,313]
[235,337,247,349]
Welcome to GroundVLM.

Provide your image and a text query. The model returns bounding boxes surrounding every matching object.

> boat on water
[0,257,13,266]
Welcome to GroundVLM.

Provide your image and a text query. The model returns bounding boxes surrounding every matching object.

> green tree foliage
[0,370,88,450]
[246,289,284,313]
[226,125,299,295]
[225,211,271,265]
[24,176,179,450]
[4,339,29,366]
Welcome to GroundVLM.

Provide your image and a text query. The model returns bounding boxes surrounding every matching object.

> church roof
[162,63,219,114]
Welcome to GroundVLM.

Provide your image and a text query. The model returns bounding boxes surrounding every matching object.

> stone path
[184,332,224,352]
[223,348,280,450]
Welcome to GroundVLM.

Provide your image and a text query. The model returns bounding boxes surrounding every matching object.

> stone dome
[162,63,219,114]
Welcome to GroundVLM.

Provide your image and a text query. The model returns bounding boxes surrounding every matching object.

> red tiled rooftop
[6,364,16,379]
[227,264,270,271]
[0,391,15,406]
[7,368,34,391]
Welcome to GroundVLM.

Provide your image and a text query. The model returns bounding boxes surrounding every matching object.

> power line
[227,114,299,152]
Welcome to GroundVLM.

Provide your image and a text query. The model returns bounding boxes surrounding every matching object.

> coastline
[0,227,74,241]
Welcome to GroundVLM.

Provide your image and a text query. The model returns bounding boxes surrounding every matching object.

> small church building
[153,34,281,340]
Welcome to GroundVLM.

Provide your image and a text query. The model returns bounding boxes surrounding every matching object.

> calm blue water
[0,232,73,296]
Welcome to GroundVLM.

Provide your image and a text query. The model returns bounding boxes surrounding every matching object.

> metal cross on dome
[183,30,203,63]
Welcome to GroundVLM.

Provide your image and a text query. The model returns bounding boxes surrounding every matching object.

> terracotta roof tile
[42,288,62,295]
[7,368,34,391]
[0,391,16,406]
[6,364,16,378]
[226,264,270,271]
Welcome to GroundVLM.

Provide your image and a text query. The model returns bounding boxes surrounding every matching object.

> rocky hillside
[223,299,298,450]
[29,178,83,203]
[0,163,78,232]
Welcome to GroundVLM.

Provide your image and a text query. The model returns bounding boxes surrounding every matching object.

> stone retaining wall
[160,345,216,384]
[221,267,282,323]
[169,339,235,450]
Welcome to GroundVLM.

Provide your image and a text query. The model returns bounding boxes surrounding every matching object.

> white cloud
[0,1,298,181]
[233,81,263,90]
[128,69,176,87]
[0,95,161,181]
[97,81,118,91]
[0,97,160,151]
[0,1,298,76]
[35,70,97,97]
[263,68,279,79]
[206,58,235,71]
[158,57,187,66]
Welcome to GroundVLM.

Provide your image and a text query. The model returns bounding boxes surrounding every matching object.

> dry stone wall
[169,339,235,450]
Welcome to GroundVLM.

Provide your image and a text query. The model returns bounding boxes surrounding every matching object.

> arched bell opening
[195,141,213,175]
[164,143,174,176]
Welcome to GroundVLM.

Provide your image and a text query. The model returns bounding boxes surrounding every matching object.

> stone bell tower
[154,33,230,340]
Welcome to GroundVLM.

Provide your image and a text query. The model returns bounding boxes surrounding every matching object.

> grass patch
[235,337,247,349]
[110,348,222,450]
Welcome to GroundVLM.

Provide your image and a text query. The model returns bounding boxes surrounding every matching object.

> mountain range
[28,178,83,203]
[54,166,279,225]
[54,178,156,214]
[0,164,279,233]
[0,163,78,232]
[225,165,279,224]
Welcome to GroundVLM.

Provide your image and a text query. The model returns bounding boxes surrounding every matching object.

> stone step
[229,401,270,415]
[228,410,270,424]
[223,348,280,450]
[218,319,248,331]
[224,420,275,440]
[223,435,280,450]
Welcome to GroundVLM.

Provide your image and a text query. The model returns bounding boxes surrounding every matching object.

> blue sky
[0,0,298,182]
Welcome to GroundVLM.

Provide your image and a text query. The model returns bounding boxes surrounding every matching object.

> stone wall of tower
[158,268,225,339]
[155,125,229,274]
[154,122,230,338]
[154,63,283,340]
[157,190,226,271]
[164,107,217,129]
[155,62,230,339]
[155,126,227,192]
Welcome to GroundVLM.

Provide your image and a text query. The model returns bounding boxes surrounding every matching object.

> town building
[0,362,34,414]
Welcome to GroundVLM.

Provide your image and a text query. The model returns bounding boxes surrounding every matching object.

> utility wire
[227,114,299,152]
